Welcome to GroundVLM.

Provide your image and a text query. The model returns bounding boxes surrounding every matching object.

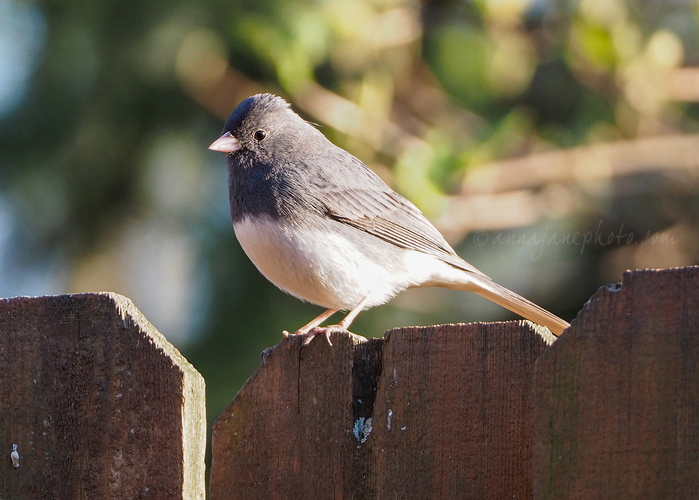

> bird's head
[209,93,315,158]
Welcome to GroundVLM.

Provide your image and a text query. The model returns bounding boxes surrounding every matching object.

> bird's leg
[295,297,370,347]
[335,297,368,330]
[283,308,339,344]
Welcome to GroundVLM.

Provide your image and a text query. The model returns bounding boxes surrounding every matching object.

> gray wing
[306,142,487,277]
[320,186,486,277]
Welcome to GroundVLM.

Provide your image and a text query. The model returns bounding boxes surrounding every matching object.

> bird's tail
[469,278,570,336]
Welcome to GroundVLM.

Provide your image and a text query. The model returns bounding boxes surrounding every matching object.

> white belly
[233,215,422,310]
[233,214,481,311]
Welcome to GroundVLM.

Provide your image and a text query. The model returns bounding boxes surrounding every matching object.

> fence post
[534,266,699,499]
[0,293,206,499]
[211,320,554,499]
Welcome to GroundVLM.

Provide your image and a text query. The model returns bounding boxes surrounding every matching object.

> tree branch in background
[436,133,699,237]
[461,133,699,195]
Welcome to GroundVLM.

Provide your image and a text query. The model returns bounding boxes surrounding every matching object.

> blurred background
[1,0,698,458]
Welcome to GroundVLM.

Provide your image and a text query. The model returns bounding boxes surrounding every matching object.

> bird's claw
[300,327,333,347]
[283,324,351,347]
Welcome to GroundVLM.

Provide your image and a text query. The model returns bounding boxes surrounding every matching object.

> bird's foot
[283,324,350,347]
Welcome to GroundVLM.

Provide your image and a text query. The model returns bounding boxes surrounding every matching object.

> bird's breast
[233,214,418,310]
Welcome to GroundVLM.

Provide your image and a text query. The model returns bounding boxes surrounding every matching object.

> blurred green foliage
[1,0,699,469]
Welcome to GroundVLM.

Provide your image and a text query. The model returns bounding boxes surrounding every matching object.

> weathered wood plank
[211,321,553,499]
[0,293,206,500]
[211,331,374,499]
[372,322,554,499]
[534,266,699,499]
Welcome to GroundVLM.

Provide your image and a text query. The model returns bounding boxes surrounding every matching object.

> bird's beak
[208,131,241,153]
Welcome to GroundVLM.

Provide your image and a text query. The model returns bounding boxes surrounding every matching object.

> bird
[209,93,569,344]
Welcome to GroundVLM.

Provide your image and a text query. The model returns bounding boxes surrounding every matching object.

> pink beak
[209,131,241,153]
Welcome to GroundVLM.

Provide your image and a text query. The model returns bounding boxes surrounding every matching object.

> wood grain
[534,267,699,499]
[0,293,206,499]
[211,321,553,499]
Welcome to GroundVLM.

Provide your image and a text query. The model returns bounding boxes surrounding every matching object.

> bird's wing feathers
[321,187,486,276]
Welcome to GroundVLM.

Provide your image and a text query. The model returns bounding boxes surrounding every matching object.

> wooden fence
[1,266,698,499]
[0,293,206,499]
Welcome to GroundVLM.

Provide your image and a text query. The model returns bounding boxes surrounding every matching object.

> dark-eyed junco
[210,93,569,343]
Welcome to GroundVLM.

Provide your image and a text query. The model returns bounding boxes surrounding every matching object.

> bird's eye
[254,130,267,141]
